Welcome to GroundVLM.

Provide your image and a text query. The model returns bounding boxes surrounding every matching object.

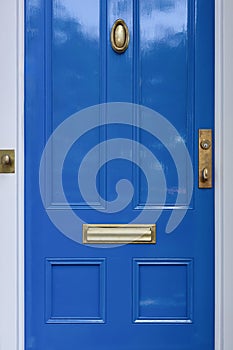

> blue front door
[25,0,214,349]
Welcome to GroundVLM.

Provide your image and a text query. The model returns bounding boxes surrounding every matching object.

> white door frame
[0,0,232,349]
[215,1,233,349]
[0,1,24,349]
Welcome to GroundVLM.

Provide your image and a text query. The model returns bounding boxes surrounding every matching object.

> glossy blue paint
[133,259,193,323]
[25,0,214,349]
[45,259,106,323]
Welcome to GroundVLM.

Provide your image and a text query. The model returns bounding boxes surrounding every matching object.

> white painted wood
[17,1,25,349]
[0,1,19,350]
[221,1,233,349]
[215,0,224,348]
[0,0,232,349]
[215,0,233,349]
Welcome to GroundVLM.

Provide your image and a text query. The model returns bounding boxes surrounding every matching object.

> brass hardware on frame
[199,130,212,188]
[83,224,156,244]
[0,150,15,173]
[110,19,129,54]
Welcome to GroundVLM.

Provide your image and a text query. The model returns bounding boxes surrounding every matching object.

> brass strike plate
[199,130,212,188]
[0,150,15,173]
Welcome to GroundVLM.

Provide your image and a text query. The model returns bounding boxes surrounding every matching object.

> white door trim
[215,1,233,349]
[215,0,224,348]
[0,1,18,349]
[17,0,25,349]
[0,0,231,349]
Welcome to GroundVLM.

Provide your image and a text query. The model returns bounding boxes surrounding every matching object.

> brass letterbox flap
[83,224,156,244]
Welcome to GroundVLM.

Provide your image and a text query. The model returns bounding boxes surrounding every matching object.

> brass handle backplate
[198,130,212,188]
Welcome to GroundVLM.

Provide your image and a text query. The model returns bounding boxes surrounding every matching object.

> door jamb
[17,0,24,349]
[215,0,223,348]
[215,1,233,349]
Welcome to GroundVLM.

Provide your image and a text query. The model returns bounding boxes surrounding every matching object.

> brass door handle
[202,167,208,181]
[111,19,129,54]
[1,154,12,166]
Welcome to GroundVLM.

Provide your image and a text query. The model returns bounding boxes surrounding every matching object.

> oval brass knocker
[111,19,129,54]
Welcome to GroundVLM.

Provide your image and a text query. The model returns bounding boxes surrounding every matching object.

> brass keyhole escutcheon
[111,19,129,54]
[202,167,209,181]
[200,139,211,150]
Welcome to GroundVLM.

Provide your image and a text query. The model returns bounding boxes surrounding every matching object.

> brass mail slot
[83,224,156,244]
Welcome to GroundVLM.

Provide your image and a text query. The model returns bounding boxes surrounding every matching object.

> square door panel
[133,259,193,323]
[46,258,106,323]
